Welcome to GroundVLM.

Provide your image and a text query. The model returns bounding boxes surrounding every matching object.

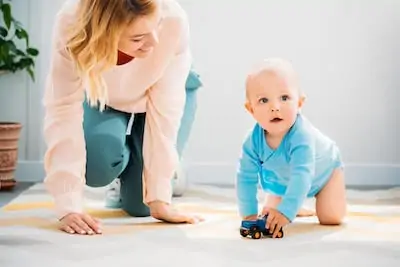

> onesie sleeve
[276,134,316,222]
[235,128,261,217]
[142,15,191,205]
[42,12,86,219]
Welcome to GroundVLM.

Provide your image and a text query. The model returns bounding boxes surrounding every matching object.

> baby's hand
[262,207,289,238]
[243,214,258,221]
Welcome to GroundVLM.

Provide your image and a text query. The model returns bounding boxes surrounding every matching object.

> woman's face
[118,7,162,58]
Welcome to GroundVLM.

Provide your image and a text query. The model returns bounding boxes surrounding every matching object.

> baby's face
[246,71,303,137]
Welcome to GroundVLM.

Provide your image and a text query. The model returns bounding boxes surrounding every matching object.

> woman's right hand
[59,213,102,235]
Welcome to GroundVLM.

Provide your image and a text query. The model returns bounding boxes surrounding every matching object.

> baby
[235,58,347,238]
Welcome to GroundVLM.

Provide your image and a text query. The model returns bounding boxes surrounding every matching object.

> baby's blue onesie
[236,114,343,222]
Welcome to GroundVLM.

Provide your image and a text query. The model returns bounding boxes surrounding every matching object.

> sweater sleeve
[142,16,191,204]
[235,130,261,217]
[42,12,86,219]
[276,138,316,222]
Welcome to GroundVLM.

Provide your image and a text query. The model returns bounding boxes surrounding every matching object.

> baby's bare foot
[297,208,315,217]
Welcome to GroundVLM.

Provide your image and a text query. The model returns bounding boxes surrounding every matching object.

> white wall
[0,0,66,180]
[180,0,400,186]
[1,0,399,186]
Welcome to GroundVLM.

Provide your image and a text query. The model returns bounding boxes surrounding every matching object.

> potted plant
[0,0,39,190]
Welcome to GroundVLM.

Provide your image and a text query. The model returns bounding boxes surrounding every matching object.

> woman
[105,68,203,206]
[43,0,202,235]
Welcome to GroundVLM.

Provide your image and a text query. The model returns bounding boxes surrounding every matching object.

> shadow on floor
[0,182,35,208]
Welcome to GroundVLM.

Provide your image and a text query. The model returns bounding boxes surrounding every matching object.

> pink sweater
[42,0,191,218]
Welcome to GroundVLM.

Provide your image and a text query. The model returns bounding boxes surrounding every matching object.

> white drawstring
[126,113,135,135]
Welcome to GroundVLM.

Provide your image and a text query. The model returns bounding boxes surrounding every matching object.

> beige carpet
[0,183,399,267]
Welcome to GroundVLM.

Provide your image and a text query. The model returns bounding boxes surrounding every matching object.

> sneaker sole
[105,199,122,209]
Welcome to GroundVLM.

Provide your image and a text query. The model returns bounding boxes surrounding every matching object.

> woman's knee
[85,134,129,187]
[122,204,150,217]
[83,103,130,187]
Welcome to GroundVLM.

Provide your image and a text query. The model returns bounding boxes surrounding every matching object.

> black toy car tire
[251,231,262,239]
[240,229,249,237]
[277,230,284,238]
[263,229,284,238]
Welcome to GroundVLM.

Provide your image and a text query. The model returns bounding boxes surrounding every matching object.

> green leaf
[0,0,39,82]
[0,26,7,37]
[27,67,34,81]
[0,41,8,60]
[26,47,38,56]
[1,3,11,29]
[5,39,16,52]
[15,28,29,46]
[15,49,25,56]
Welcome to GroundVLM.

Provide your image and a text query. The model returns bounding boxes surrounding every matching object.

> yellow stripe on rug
[1,200,399,240]
[3,201,399,221]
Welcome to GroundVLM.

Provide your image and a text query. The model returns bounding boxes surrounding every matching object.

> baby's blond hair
[245,58,302,100]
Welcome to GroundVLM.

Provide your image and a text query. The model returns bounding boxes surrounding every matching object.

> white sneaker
[105,178,122,208]
[172,161,187,197]
[104,163,187,205]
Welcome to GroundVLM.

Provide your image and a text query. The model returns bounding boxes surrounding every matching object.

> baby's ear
[245,101,253,114]
[298,95,306,108]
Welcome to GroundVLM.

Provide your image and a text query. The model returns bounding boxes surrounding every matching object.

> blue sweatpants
[176,69,202,158]
[83,69,202,217]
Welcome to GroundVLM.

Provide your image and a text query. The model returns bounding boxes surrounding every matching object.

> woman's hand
[148,201,203,224]
[59,213,102,235]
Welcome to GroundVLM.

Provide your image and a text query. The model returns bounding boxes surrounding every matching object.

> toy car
[240,215,284,239]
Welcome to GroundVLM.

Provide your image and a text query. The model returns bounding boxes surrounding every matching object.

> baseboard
[186,162,400,187]
[15,161,45,183]
[15,161,400,187]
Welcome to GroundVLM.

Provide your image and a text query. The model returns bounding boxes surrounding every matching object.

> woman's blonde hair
[65,0,157,111]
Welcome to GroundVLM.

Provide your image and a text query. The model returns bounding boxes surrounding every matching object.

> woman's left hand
[149,201,204,224]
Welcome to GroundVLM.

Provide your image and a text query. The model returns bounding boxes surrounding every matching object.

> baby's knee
[318,211,346,226]
[317,201,347,226]
[319,217,343,226]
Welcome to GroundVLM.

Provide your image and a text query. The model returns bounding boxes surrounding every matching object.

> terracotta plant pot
[0,122,22,191]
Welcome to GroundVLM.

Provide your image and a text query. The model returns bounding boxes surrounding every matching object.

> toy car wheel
[240,229,249,237]
[278,230,284,238]
[252,231,262,239]
[263,231,271,237]
[275,230,284,238]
